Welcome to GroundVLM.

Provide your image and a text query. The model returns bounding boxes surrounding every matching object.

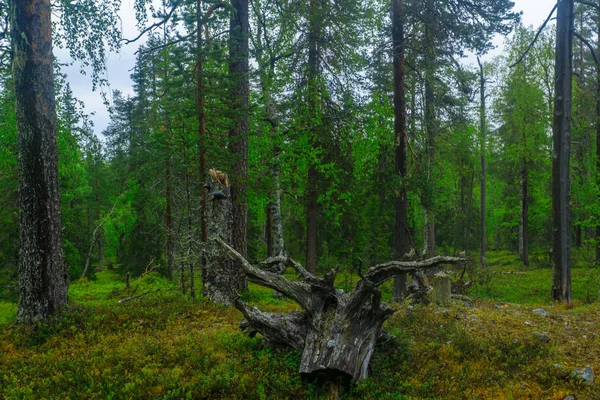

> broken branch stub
[213,237,464,382]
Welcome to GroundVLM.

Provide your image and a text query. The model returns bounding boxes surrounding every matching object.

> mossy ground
[0,251,598,399]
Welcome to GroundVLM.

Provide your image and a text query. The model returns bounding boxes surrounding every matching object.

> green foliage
[1,267,598,399]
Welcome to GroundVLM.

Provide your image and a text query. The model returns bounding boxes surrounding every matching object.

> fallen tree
[214,237,464,383]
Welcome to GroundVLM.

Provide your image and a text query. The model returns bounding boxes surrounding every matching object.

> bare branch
[574,31,600,66]
[213,237,315,311]
[365,256,465,287]
[122,1,180,45]
[510,3,557,68]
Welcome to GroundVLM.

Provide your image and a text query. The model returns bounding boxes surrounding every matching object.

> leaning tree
[214,236,463,383]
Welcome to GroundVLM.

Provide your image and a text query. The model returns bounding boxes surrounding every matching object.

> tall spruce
[229,0,250,291]
[392,0,409,298]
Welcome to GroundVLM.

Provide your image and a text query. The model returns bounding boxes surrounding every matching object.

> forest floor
[0,250,599,399]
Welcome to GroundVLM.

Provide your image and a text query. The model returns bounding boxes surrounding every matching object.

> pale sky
[56,0,555,136]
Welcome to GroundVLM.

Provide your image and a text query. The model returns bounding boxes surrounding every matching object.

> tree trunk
[477,57,487,267]
[216,237,464,382]
[423,211,435,256]
[229,0,249,291]
[271,175,285,262]
[166,146,174,281]
[183,146,193,294]
[596,13,600,265]
[196,0,208,291]
[305,0,320,274]
[392,0,409,300]
[12,0,68,324]
[422,2,436,257]
[521,163,529,266]
[551,0,573,302]
[266,201,273,256]
[204,171,242,305]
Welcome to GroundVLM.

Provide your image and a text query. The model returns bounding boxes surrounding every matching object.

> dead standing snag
[214,237,464,382]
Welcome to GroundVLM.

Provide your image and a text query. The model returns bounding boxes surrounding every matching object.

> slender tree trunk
[196,0,208,290]
[271,175,285,260]
[266,201,273,255]
[551,0,573,302]
[162,25,174,282]
[463,171,474,252]
[253,2,286,274]
[166,146,174,280]
[12,0,68,324]
[392,0,409,300]
[183,146,194,294]
[521,162,529,266]
[305,0,320,274]
[306,166,318,273]
[229,0,250,290]
[596,14,600,265]
[422,3,436,257]
[477,57,486,267]
[95,172,103,261]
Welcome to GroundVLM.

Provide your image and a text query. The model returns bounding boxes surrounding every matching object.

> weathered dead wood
[204,172,244,305]
[214,236,464,382]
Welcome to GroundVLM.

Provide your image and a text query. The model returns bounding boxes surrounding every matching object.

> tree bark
[229,0,249,291]
[266,201,272,256]
[551,0,573,302]
[166,142,174,280]
[204,171,243,305]
[477,57,487,267]
[305,0,321,274]
[422,2,436,257]
[596,12,600,265]
[12,0,68,324]
[197,0,208,290]
[392,0,409,300]
[520,163,529,266]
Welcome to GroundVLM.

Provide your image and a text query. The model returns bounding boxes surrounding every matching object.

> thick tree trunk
[229,0,250,291]
[392,0,409,300]
[204,171,243,305]
[12,0,68,324]
[216,237,464,382]
[478,57,486,267]
[551,0,573,302]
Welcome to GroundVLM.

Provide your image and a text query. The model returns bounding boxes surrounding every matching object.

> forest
[0,0,599,398]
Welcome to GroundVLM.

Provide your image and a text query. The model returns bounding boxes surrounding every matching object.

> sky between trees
[57,0,552,134]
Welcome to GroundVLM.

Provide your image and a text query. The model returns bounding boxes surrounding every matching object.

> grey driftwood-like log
[203,170,245,306]
[214,236,464,382]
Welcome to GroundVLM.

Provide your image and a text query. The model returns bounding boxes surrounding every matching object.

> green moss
[1,254,599,399]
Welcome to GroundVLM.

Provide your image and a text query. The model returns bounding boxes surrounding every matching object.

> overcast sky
[56,0,554,136]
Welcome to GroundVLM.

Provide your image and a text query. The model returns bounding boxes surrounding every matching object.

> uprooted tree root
[214,237,465,388]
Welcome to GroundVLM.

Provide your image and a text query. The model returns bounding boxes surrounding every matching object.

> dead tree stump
[431,272,451,306]
[203,170,244,306]
[215,237,464,382]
